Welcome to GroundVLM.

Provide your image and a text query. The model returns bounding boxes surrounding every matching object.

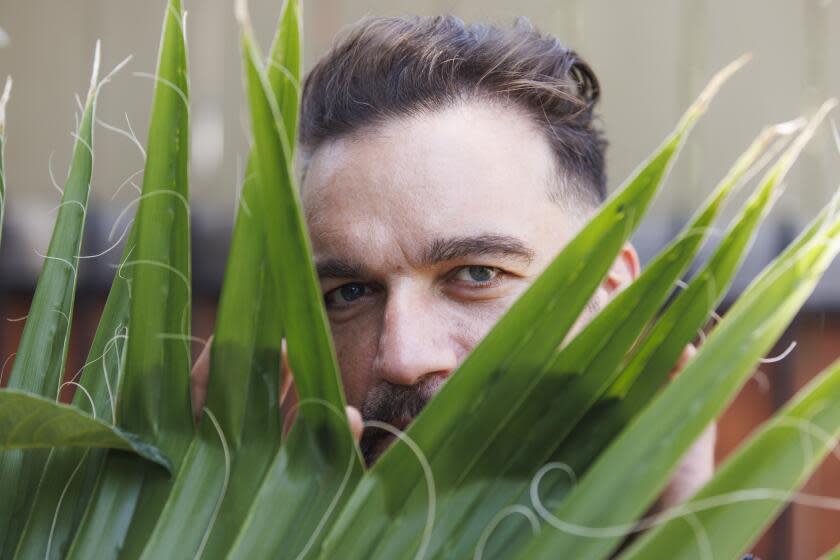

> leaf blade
[622,357,840,560]
[136,3,302,556]
[519,189,840,560]
[0,51,98,555]
[0,390,168,468]
[65,3,192,556]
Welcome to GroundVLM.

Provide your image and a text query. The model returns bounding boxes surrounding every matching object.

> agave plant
[1,0,839,558]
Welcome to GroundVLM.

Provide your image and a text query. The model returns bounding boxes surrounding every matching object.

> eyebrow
[315,233,535,280]
[316,258,366,280]
[421,233,535,266]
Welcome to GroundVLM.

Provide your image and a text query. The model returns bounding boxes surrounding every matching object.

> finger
[279,338,299,437]
[668,343,697,381]
[190,335,214,422]
[346,405,363,444]
[279,338,294,405]
[277,339,361,446]
[657,422,716,510]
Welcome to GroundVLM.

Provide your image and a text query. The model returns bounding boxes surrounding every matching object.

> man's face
[302,100,637,463]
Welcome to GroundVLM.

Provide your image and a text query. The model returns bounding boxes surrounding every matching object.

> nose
[372,284,458,387]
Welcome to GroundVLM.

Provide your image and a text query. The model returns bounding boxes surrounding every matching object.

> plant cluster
[1,1,839,558]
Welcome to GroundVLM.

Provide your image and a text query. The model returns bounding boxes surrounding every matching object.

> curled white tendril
[133,72,189,112]
[474,505,540,560]
[363,419,437,560]
[517,415,840,552]
[48,151,63,195]
[111,169,144,200]
[673,278,797,383]
[0,352,16,384]
[63,326,127,424]
[57,381,95,416]
[96,112,145,161]
[45,450,90,559]
[108,189,189,242]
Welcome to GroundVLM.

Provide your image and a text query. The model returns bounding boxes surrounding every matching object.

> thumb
[280,338,294,405]
[280,338,299,436]
[278,338,363,445]
[668,343,697,381]
[346,406,363,444]
[190,335,214,423]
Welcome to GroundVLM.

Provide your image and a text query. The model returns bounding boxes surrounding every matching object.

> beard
[359,376,445,466]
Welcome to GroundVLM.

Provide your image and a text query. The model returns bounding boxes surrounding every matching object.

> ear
[604,242,640,296]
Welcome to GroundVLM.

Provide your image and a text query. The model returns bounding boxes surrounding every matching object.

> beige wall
[0,0,838,241]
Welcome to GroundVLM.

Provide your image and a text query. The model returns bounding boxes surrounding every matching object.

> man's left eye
[453,265,499,284]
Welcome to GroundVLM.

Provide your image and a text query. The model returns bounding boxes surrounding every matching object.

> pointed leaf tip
[774,99,838,178]
[0,76,11,132]
[235,0,250,27]
[772,117,807,137]
[702,53,751,102]
[90,40,102,97]
[680,54,751,132]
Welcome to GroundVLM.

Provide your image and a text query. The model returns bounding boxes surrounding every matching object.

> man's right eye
[324,282,370,308]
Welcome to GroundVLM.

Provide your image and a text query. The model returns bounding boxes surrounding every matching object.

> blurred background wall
[1,1,839,556]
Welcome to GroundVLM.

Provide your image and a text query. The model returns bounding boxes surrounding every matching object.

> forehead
[301,100,577,264]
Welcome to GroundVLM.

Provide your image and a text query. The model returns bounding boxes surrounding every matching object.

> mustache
[359,377,444,465]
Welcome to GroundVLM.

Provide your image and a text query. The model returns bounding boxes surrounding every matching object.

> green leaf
[137,422,229,559]
[319,56,748,560]
[238,0,345,438]
[622,356,840,560]
[518,168,840,558]
[118,0,193,468]
[485,116,826,558]
[506,114,828,549]
[13,230,135,560]
[265,0,301,155]
[137,2,301,556]
[0,76,10,248]
[224,3,364,556]
[0,46,98,556]
[0,390,168,468]
[65,2,192,556]
[821,542,840,560]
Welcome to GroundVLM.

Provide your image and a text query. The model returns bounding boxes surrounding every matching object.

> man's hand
[189,337,363,442]
[658,343,716,510]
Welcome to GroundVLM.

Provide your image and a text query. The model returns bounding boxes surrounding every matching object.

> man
[193,14,714,509]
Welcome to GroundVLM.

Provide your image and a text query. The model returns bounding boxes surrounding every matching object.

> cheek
[567,285,608,340]
[448,298,516,364]
[330,312,381,409]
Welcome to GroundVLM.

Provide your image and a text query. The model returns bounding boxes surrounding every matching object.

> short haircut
[298,15,607,209]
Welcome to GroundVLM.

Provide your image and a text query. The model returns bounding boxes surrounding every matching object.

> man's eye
[325,282,369,307]
[453,265,499,284]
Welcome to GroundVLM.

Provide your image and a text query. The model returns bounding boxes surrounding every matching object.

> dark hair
[299,15,607,207]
